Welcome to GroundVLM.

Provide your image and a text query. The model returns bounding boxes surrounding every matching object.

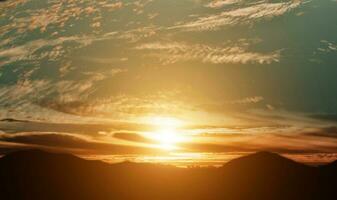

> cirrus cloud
[134,41,280,65]
[172,0,303,31]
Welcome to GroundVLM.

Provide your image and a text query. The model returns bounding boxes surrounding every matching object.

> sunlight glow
[146,117,186,151]
[152,129,183,150]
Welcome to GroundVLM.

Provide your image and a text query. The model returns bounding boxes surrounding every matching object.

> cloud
[0,65,126,120]
[0,132,92,149]
[0,33,119,66]
[0,118,153,135]
[0,131,159,155]
[284,152,337,165]
[0,0,26,8]
[197,96,265,114]
[309,114,337,123]
[0,80,188,122]
[0,0,123,35]
[118,26,158,42]
[35,92,187,119]
[205,0,242,8]
[304,127,337,138]
[0,117,336,160]
[134,41,280,65]
[127,0,154,15]
[178,125,337,154]
[101,1,123,11]
[317,40,337,53]
[229,96,264,104]
[0,79,52,106]
[0,75,105,120]
[172,0,303,31]
[113,132,154,144]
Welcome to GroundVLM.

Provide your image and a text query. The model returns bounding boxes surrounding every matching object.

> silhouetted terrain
[0,150,336,200]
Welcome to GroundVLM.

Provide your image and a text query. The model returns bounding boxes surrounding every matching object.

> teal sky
[0,0,336,165]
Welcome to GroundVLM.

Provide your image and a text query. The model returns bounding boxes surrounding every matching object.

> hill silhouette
[0,150,336,200]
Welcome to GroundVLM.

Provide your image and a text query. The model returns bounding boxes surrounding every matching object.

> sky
[0,0,336,166]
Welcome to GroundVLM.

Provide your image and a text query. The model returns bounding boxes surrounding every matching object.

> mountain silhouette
[0,150,336,200]
[219,151,320,200]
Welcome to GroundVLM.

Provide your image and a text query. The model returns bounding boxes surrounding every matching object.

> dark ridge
[321,159,337,171]
[223,151,305,169]
[220,151,310,177]
[326,160,337,168]
[218,151,320,200]
[0,149,336,200]
[1,149,172,168]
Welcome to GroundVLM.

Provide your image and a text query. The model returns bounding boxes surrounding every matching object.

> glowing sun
[147,117,186,150]
[152,129,183,150]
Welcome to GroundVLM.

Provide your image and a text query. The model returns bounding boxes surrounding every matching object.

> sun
[152,129,183,150]
[146,117,186,151]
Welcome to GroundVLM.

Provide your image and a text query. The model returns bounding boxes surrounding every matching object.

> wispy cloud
[0,33,119,66]
[0,0,124,34]
[205,0,242,8]
[172,0,303,31]
[229,96,264,104]
[317,40,337,53]
[0,131,159,155]
[134,41,280,64]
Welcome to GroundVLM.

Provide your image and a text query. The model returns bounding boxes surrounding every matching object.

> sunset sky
[0,0,336,166]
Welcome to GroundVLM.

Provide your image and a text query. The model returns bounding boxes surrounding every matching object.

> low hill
[0,150,336,200]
